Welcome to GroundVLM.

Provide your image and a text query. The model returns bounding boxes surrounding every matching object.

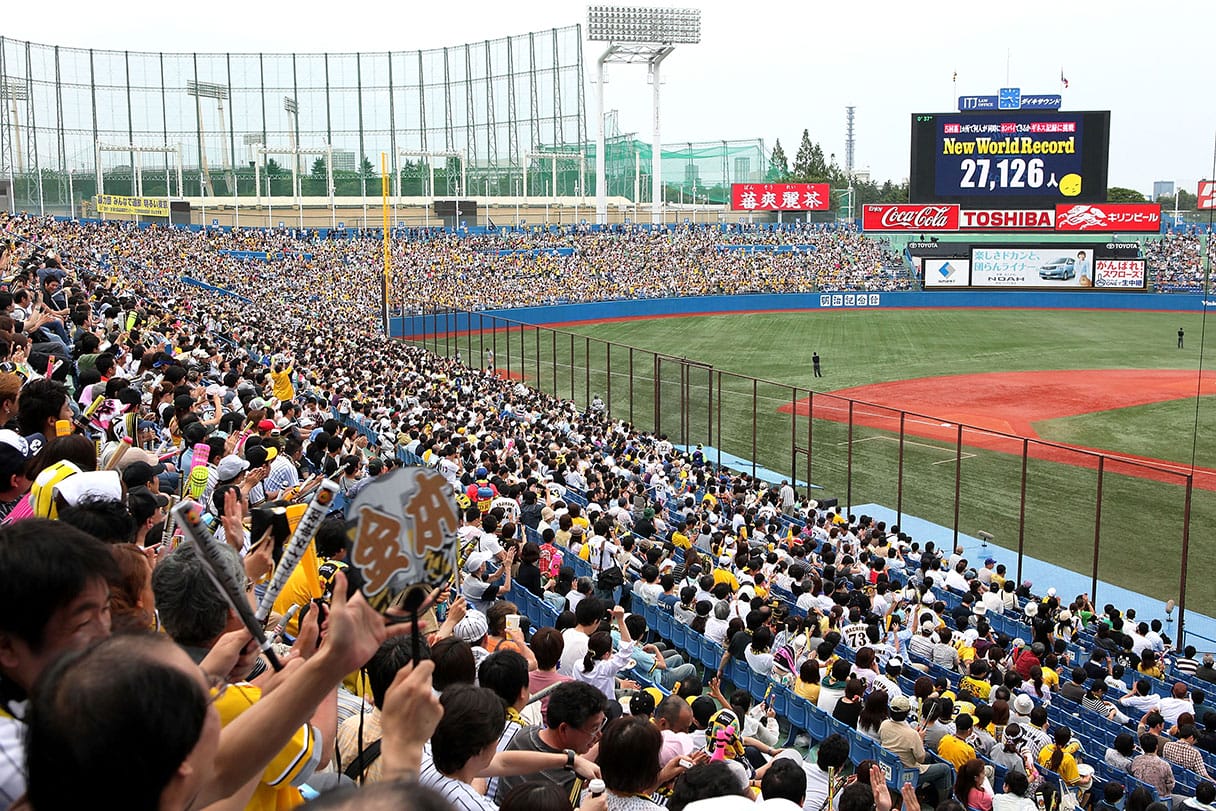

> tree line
[766,129,909,206]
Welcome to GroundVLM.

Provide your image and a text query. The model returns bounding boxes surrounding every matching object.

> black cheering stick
[172,499,284,672]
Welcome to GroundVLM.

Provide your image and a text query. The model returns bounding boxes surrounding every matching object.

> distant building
[1153,180,1175,201]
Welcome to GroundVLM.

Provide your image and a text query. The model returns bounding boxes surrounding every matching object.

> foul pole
[381,152,391,337]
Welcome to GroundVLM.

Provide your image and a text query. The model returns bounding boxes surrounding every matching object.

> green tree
[264,158,284,176]
[311,157,327,179]
[1107,187,1147,203]
[767,139,790,181]
[360,157,376,178]
[791,129,832,183]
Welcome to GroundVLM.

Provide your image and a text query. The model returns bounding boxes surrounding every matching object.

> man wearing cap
[201,453,250,511]
[121,460,167,495]
[977,557,998,587]
[1197,654,1216,684]
[453,610,492,670]
[461,547,516,614]
[244,444,279,506]
[712,554,740,593]
[879,694,953,803]
[0,430,31,522]
[127,487,169,548]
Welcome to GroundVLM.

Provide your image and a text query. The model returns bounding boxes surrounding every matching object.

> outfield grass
[419,307,1216,614]
[1035,397,1216,467]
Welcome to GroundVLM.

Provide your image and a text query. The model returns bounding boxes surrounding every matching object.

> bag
[597,565,625,591]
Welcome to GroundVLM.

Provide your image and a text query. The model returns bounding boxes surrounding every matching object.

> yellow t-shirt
[1038,746,1081,784]
[794,680,821,703]
[938,734,977,769]
[270,367,295,402]
[960,676,992,701]
[672,531,691,550]
[215,684,318,811]
[712,567,740,592]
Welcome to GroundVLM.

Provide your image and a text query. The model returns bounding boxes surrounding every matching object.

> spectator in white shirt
[1159,682,1196,727]
[1120,680,1162,716]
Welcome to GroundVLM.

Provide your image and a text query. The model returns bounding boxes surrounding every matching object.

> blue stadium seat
[770,686,790,718]
[670,621,688,651]
[785,696,809,733]
[875,748,920,788]
[728,659,749,690]
[849,731,877,763]
[655,610,674,642]
[805,705,829,741]
[748,669,769,701]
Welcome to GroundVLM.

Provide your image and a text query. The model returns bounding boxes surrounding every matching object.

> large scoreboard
[909,110,1111,208]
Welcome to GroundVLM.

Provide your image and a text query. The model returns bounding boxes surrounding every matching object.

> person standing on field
[1179,328,1185,349]
[812,352,822,378]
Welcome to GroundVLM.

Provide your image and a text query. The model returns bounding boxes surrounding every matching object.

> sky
[4,0,1212,196]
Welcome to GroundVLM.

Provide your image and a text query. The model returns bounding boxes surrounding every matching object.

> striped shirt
[419,746,499,810]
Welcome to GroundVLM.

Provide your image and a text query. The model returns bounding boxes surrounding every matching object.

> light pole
[186,80,230,200]
[587,6,701,226]
[284,97,300,181]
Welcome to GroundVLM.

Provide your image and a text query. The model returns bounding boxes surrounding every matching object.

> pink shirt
[967,787,994,811]
[529,669,572,715]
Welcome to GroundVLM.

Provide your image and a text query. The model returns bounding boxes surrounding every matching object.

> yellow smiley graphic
[1059,173,1082,197]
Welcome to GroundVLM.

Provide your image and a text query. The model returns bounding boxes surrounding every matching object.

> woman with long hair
[1019,665,1051,701]
[954,758,994,811]
[1037,726,1085,787]
[856,689,889,740]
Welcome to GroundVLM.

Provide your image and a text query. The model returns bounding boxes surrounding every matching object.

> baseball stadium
[0,5,1215,810]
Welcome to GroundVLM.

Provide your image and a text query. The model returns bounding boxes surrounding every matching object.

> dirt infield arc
[778,370,1216,491]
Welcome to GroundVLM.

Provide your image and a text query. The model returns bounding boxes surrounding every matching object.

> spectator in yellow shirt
[1038,727,1085,786]
[794,660,822,703]
[937,714,978,769]
[712,554,740,592]
[270,358,295,402]
[671,522,691,551]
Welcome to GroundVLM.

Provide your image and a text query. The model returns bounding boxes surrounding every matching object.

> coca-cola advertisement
[1054,203,1161,232]
[862,204,960,232]
[730,183,831,211]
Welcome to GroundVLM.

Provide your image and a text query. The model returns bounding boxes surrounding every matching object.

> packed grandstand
[0,211,1212,811]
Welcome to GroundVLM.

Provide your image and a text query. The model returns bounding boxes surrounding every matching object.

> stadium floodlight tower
[186,79,231,198]
[587,5,701,225]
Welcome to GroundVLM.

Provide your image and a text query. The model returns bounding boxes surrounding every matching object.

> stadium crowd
[1142,235,1213,293]
[0,211,1209,811]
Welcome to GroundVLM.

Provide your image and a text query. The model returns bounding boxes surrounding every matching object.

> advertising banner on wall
[94,194,169,217]
[922,258,971,287]
[861,204,960,231]
[730,183,831,211]
[1054,203,1161,232]
[970,245,1143,288]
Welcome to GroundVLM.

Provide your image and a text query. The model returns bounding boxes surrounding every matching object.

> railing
[402,304,1209,644]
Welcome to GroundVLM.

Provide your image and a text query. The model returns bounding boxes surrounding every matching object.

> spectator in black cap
[127,487,168,548]
[121,460,166,494]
